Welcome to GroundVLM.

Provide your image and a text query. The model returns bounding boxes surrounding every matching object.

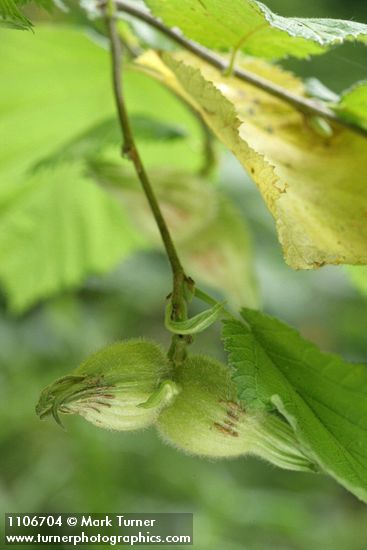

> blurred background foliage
[1,0,367,549]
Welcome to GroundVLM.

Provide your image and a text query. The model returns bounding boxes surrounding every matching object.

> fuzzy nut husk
[157,355,317,471]
[36,339,172,431]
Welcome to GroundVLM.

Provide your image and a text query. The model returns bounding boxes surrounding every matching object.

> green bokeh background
[1,1,367,549]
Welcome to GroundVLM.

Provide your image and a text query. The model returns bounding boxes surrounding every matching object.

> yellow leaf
[135,51,367,269]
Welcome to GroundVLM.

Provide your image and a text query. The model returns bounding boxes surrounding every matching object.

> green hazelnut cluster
[36,340,175,431]
[36,340,317,473]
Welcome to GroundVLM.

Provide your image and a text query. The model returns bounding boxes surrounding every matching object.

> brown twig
[105,0,186,323]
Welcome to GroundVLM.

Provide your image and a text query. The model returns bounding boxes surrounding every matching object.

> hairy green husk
[157,355,318,472]
[36,345,317,472]
[36,339,174,431]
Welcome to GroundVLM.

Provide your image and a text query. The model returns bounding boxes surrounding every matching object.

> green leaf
[0,26,113,192]
[0,0,32,29]
[129,114,188,141]
[0,0,51,30]
[0,26,201,198]
[334,81,367,131]
[181,196,259,309]
[145,0,367,60]
[136,51,367,269]
[0,163,144,313]
[165,301,225,335]
[35,115,188,169]
[0,27,206,308]
[92,160,260,308]
[222,309,367,502]
[346,266,367,297]
[91,161,219,245]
